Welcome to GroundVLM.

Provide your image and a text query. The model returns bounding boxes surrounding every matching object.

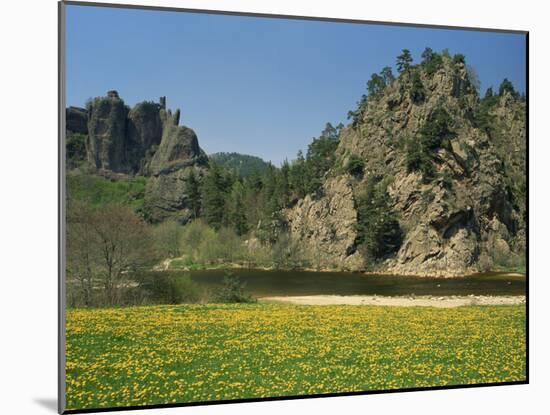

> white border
[1,1,547,415]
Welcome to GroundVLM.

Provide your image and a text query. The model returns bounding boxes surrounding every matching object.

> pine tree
[186,169,202,219]
[367,73,386,97]
[201,163,227,229]
[227,180,248,236]
[396,49,413,74]
[380,66,395,86]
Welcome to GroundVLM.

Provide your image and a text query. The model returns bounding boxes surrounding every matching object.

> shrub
[422,49,443,76]
[410,72,426,103]
[136,272,202,304]
[66,132,87,169]
[346,155,365,177]
[214,272,256,303]
[453,53,466,65]
[406,108,456,182]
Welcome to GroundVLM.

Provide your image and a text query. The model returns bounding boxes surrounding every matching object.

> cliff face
[86,91,128,172]
[143,108,208,223]
[285,57,526,275]
[66,91,208,224]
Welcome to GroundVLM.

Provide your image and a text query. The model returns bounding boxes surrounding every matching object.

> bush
[410,72,426,103]
[346,155,365,177]
[406,139,435,181]
[406,108,456,182]
[453,53,466,65]
[66,132,87,169]
[136,272,202,304]
[214,272,256,303]
[423,52,443,76]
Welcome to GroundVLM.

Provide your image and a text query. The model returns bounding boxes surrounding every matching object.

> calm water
[186,269,526,297]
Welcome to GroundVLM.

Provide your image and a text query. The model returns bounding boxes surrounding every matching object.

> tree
[367,73,386,97]
[421,47,434,64]
[201,163,227,229]
[421,48,443,76]
[453,53,466,64]
[484,86,494,99]
[499,78,518,98]
[348,94,368,128]
[406,107,456,181]
[66,132,87,169]
[186,169,202,219]
[410,71,425,103]
[355,178,403,260]
[396,49,413,74]
[380,66,395,86]
[66,203,157,305]
[289,150,307,199]
[153,220,183,258]
[227,180,249,236]
[466,65,481,94]
[305,125,340,194]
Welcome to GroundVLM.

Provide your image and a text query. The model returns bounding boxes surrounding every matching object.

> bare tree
[66,203,157,305]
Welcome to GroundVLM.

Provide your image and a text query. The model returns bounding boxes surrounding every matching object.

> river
[183,269,526,297]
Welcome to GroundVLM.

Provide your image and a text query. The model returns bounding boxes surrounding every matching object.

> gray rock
[86,92,129,172]
[143,109,208,223]
[286,55,525,275]
[66,106,88,134]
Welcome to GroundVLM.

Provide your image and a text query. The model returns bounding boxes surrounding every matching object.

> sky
[65,5,526,166]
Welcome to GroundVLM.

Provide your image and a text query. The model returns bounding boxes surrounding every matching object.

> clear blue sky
[66,5,526,165]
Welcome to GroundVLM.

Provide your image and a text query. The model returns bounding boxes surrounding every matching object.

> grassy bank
[66,304,525,410]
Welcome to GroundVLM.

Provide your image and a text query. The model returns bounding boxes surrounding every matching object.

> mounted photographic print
[59,1,528,413]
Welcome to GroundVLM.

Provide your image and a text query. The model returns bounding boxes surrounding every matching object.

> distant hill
[209,152,272,177]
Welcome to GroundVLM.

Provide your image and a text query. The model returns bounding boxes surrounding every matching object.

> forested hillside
[66,48,526,276]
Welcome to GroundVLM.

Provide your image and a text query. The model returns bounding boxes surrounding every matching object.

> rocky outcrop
[285,176,365,270]
[286,55,526,276]
[68,91,210,223]
[127,102,163,173]
[143,109,208,223]
[66,106,88,134]
[86,92,128,172]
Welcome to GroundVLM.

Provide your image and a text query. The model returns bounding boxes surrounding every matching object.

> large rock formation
[67,91,209,224]
[86,91,129,172]
[285,176,365,270]
[126,101,163,173]
[143,108,208,223]
[285,55,526,275]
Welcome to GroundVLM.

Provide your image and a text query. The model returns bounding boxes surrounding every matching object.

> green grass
[66,303,526,410]
[67,173,146,211]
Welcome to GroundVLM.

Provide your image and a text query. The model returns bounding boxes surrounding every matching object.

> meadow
[65,304,526,410]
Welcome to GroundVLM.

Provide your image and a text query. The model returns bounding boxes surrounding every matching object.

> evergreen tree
[410,71,426,103]
[421,47,434,64]
[227,180,249,236]
[305,126,340,194]
[380,66,395,86]
[201,163,227,229]
[289,150,307,199]
[367,73,386,97]
[355,177,403,260]
[396,49,413,74]
[186,169,202,219]
[421,47,443,76]
[499,78,518,98]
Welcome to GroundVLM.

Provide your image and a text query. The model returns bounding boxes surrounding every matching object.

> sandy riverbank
[261,295,526,308]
